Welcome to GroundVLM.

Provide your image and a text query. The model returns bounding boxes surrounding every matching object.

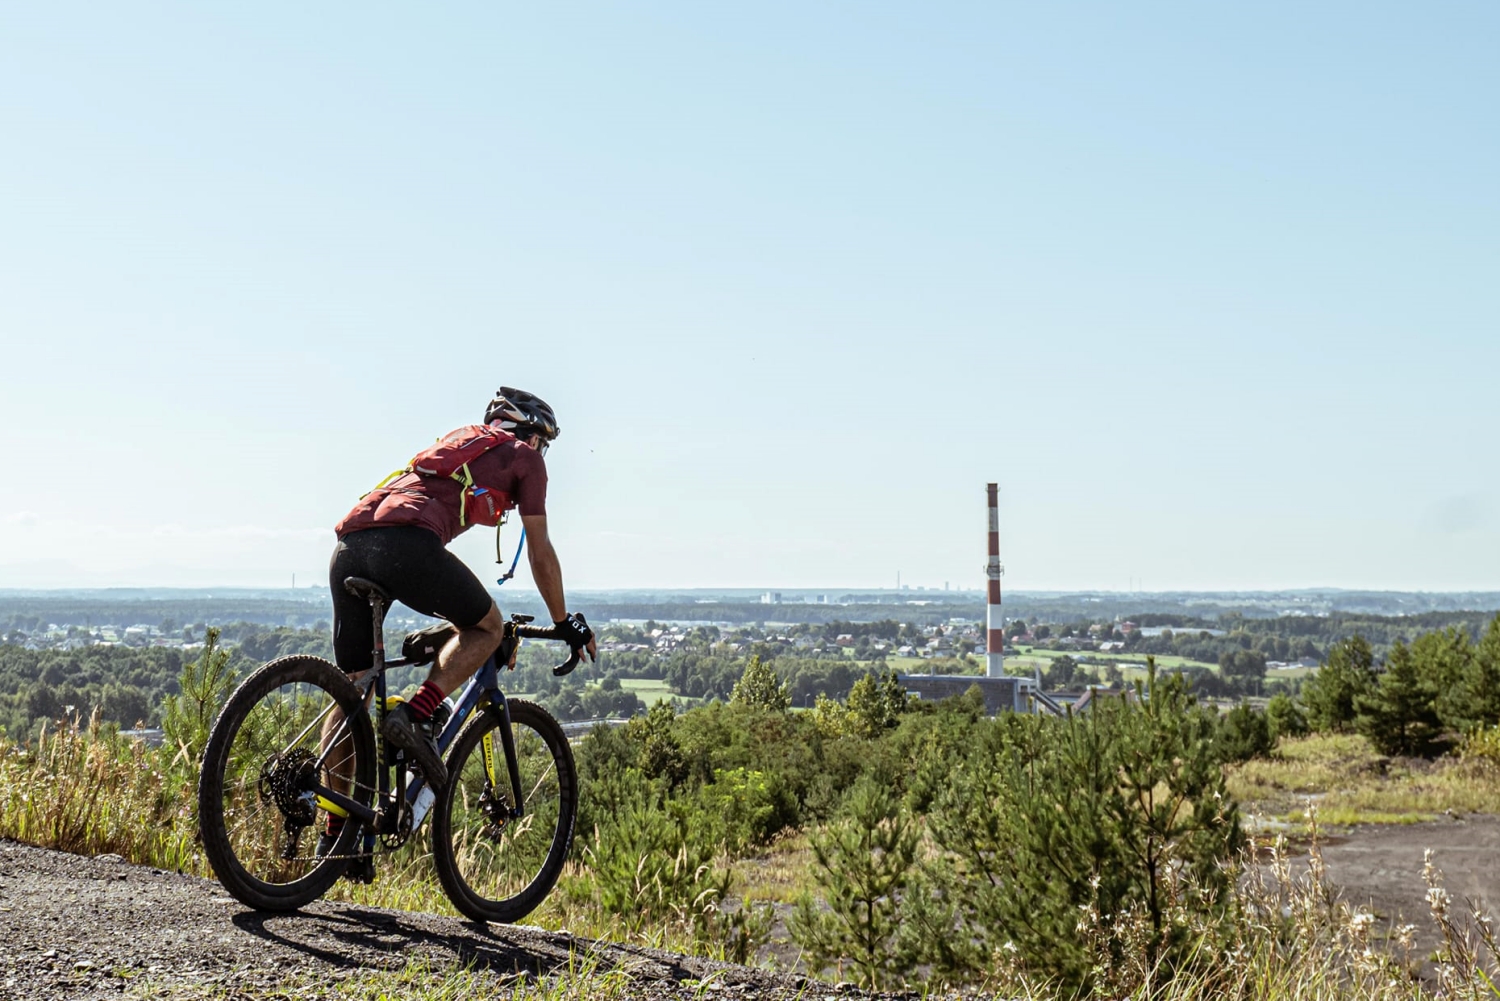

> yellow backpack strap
[360,466,412,500]
[452,463,476,526]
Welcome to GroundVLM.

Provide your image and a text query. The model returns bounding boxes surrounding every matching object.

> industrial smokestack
[986,483,1004,679]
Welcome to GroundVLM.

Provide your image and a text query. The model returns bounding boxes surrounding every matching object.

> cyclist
[325,387,596,810]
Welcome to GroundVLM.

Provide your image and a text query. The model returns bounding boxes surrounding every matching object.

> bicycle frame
[396,652,527,825]
[312,592,529,842]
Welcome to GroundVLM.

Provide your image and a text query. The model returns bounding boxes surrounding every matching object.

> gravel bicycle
[197,575,583,923]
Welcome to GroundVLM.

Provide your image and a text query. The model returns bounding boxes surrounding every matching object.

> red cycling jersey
[335,433,548,545]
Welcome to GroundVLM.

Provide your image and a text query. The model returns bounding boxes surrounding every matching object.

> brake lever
[503,612,588,676]
[552,647,583,678]
[552,612,589,677]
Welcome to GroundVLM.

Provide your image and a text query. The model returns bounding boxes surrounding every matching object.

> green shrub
[911,662,1242,993]
[1459,723,1500,765]
[693,767,789,853]
[1217,702,1274,763]
[790,777,920,990]
[1266,692,1308,740]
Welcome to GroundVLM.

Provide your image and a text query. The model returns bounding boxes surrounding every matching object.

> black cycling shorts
[328,525,494,674]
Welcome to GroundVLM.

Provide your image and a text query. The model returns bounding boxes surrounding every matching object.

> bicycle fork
[487,694,527,820]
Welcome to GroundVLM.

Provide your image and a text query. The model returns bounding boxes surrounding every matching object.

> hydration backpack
[371,425,518,527]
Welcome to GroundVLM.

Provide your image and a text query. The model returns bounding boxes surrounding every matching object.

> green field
[615,677,680,702]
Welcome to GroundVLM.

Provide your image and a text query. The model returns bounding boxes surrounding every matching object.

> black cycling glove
[554,612,594,651]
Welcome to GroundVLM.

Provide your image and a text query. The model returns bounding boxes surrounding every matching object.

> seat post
[343,577,393,681]
[369,594,387,673]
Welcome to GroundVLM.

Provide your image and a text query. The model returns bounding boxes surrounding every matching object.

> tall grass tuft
[0,710,200,872]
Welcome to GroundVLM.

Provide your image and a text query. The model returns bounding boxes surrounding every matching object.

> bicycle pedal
[344,855,376,884]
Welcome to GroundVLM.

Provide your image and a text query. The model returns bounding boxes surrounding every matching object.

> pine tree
[635,700,686,787]
[729,655,790,713]
[162,626,236,765]
[1216,702,1273,762]
[1265,691,1308,740]
[1301,636,1376,733]
[1414,627,1476,732]
[1449,615,1500,733]
[789,778,920,990]
[916,662,1240,993]
[1356,640,1443,756]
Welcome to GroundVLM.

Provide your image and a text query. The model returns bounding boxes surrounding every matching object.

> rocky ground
[0,839,900,1001]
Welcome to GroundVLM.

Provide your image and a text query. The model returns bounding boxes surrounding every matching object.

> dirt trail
[1314,813,1500,960]
[0,840,879,1001]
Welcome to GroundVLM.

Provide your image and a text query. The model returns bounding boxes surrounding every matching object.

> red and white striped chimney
[986,483,1005,679]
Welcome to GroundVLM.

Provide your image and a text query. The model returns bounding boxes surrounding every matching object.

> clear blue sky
[2,2,1497,592]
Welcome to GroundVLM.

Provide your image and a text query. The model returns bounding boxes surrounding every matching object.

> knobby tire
[198,655,376,911]
[431,699,577,923]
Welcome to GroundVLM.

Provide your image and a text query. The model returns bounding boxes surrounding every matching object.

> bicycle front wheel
[431,699,577,923]
[198,655,376,911]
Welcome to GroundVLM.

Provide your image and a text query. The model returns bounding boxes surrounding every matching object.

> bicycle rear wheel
[198,655,376,910]
[431,699,577,923]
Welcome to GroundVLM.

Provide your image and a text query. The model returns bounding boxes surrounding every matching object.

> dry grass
[728,832,814,906]
[0,712,201,872]
[1229,733,1500,829]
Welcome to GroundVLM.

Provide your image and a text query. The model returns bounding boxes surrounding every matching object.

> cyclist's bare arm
[523,514,597,661]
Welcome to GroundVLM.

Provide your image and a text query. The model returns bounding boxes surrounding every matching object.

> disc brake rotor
[478,785,510,841]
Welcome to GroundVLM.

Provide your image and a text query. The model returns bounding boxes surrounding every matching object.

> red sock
[325,814,344,839]
[408,680,446,721]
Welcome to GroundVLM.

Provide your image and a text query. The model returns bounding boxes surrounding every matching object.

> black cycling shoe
[383,702,448,788]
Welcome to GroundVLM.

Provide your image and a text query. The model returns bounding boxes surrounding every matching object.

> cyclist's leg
[426,604,503,694]
[368,527,502,698]
[351,527,498,785]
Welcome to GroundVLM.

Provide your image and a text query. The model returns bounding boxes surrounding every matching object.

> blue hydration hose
[496,527,527,586]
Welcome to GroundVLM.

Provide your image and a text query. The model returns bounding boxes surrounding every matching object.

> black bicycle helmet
[484,386,560,442]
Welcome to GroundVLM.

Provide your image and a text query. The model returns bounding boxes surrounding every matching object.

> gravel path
[0,840,898,1001]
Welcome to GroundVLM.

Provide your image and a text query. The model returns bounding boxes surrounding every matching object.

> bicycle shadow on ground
[228,904,683,983]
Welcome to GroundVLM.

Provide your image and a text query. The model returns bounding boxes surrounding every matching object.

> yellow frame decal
[481,727,499,787]
[315,796,349,819]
